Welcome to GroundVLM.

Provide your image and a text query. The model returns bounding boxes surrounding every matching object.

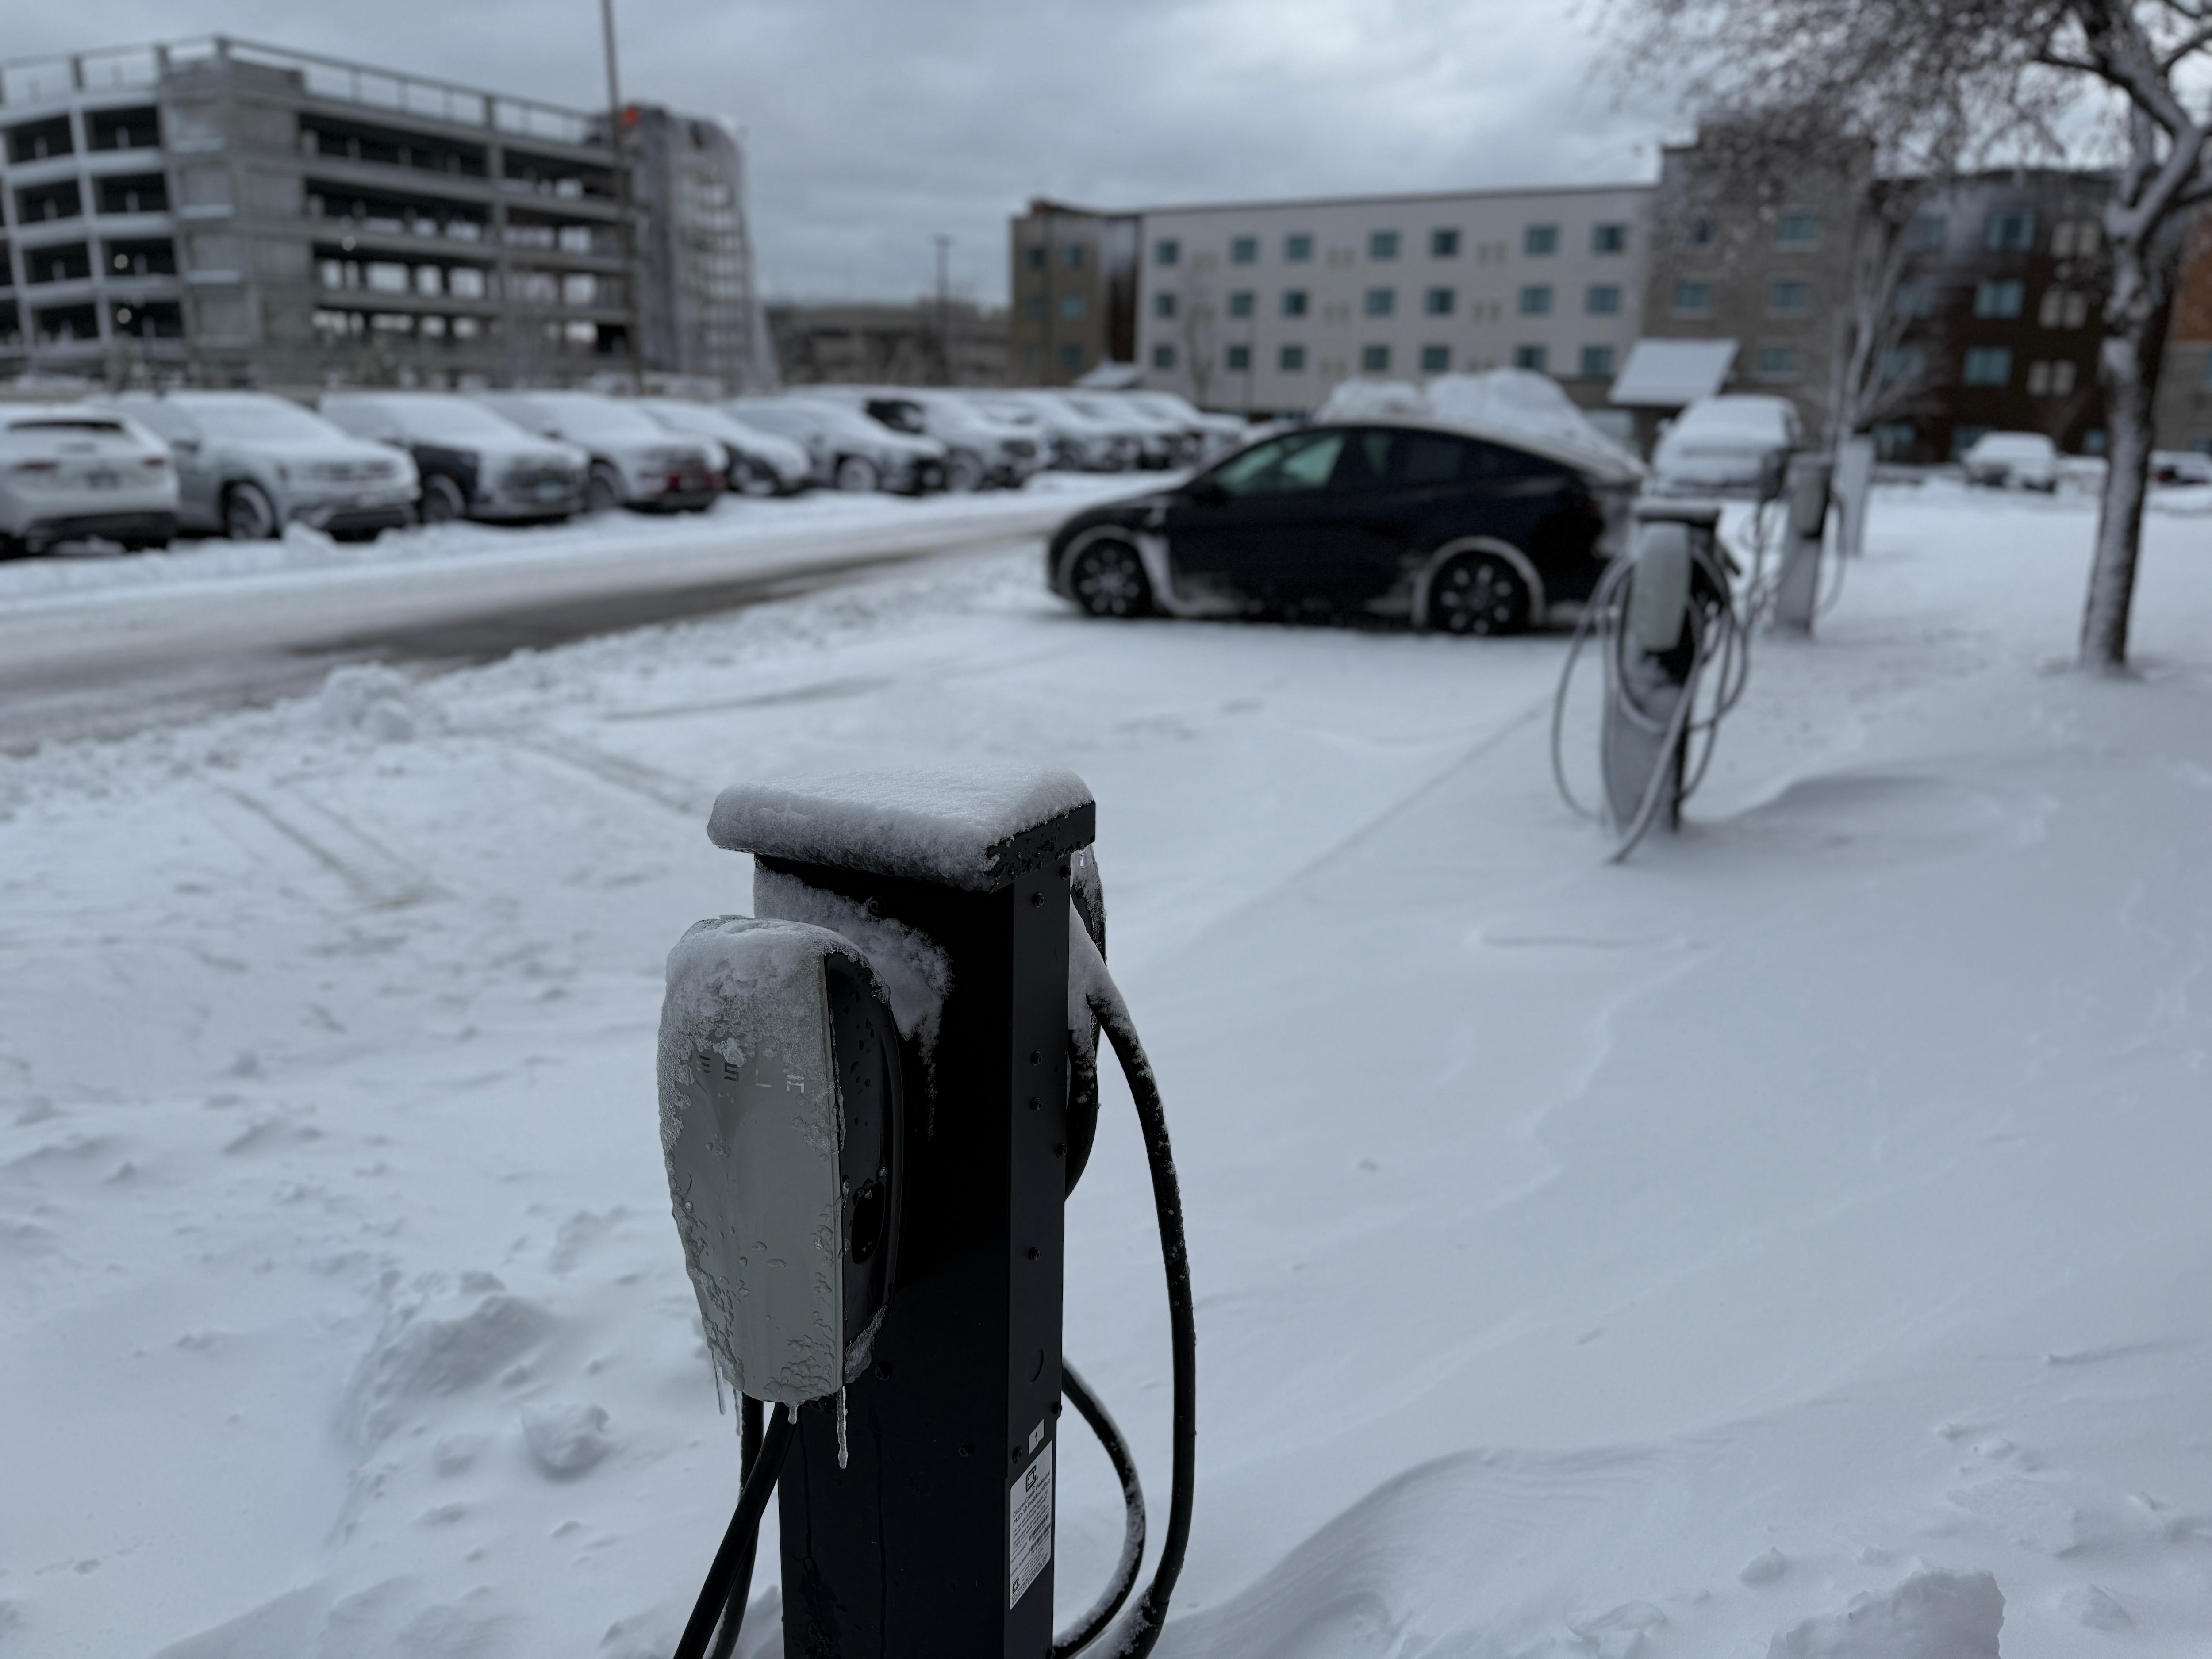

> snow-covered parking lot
[2,480,2210,1658]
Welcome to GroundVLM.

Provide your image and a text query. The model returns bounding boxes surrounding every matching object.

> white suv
[108,392,418,540]
[0,403,178,558]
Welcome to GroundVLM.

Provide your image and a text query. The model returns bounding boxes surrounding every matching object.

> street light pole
[600,0,645,390]
[933,233,951,384]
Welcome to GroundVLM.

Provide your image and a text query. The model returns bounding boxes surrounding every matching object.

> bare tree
[1607,0,2212,671]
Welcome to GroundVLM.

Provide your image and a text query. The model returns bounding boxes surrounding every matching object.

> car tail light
[12,460,58,473]
[142,455,169,469]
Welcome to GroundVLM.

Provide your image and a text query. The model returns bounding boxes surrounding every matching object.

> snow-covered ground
[2,479,2208,1658]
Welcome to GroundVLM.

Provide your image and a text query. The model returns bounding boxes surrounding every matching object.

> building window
[1985,210,2036,251]
[1021,295,1046,319]
[1524,223,1558,256]
[1155,238,1180,267]
[1580,343,1615,378]
[1226,343,1251,371]
[1153,292,1177,319]
[1063,244,1085,269]
[1519,284,1552,315]
[1365,287,1396,317]
[1963,346,2013,385]
[1024,246,1046,269]
[1973,279,2025,319]
[1682,218,1717,250]
[1756,345,1799,381]
[1767,280,1810,316]
[1230,235,1258,264]
[1513,343,1548,372]
[1424,286,1455,316]
[1152,343,1176,369]
[1282,289,1309,318]
[1585,283,1621,315]
[1279,343,1307,371]
[1421,344,1450,372]
[1949,426,1992,460]
[1672,280,1713,317]
[1592,222,1628,254]
[1774,213,1819,247]
[2082,429,2107,455]
[1878,346,1926,381]
[1060,295,1087,320]
[1891,279,1937,319]
[1872,421,1916,459]
[1228,290,1255,319]
[1060,343,1083,371]
[1361,344,1391,373]
[2040,286,2091,328]
[2027,359,2078,396]
[2051,219,2100,257]
[1285,233,1313,262]
[1430,228,1460,257]
[1369,230,1400,260]
[1904,214,1947,251]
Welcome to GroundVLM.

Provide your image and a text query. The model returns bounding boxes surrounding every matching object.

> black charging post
[704,770,1098,1659]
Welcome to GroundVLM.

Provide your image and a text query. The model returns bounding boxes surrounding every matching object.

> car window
[1392,431,1475,484]
[1464,439,1554,478]
[1329,429,1396,488]
[1211,430,1346,497]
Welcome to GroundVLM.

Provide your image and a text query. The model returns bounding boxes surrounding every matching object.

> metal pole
[933,234,951,384]
[599,0,644,390]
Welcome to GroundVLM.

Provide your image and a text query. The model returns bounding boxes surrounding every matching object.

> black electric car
[1045,419,1638,634]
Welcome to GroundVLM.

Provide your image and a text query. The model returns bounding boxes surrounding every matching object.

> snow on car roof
[1317,370,1644,484]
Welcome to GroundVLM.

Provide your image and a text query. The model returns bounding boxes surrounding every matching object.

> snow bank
[1766,1571,2003,1659]
[708,764,1094,891]
[1318,368,1645,484]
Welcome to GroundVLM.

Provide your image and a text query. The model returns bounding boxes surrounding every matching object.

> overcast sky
[13,0,1676,307]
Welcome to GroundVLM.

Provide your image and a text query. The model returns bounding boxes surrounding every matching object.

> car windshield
[381,399,529,443]
[973,399,1039,425]
[729,405,805,435]
[8,419,127,436]
[868,401,927,435]
[185,399,340,442]
[538,400,664,442]
[1210,429,1346,496]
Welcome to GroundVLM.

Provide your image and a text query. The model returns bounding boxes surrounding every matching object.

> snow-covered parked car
[105,391,417,541]
[806,387,1042,491]
[0,403,178,558]
[2151,449,2212,487]
[981,392,1139,472]
[1120,390,1248,462]
[723,396,947,494]
[1961,431,2059,491]
[1651,395,1803,495]
[319,392,587,524]
[634,400,812,497]
[470,392,719,514]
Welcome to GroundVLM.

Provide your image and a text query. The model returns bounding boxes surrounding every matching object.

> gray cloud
[15,0,1663,303]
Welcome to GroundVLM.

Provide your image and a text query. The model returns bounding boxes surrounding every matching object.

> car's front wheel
[1068,539,1152,618]
[223,481,279,542]
[421,473,468,524]
[1428,551,1530,636]
[946,449,988,492]
[586,465,624,515]
[732,458,780,498]
[834,455,881,492]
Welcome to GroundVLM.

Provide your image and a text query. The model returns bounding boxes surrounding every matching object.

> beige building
[768,298,1008,386]
[1006,200,1138,385]
[1127,185,1653,415]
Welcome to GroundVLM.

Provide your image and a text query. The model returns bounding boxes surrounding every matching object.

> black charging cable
[1066,916,1198,1659]
[703,1397,767,1659]
[1052,1361,1148,1657]
[674,1403,794,1659]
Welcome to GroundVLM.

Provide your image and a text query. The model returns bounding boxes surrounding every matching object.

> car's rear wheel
[732,458,780,497]
[586,464,624,515]
[1068,539,1152,618]
[1428,551,1530,636]
[223,482,279,542]
[834,455,881,492]
[421,473,467,524]
[946,448,988,492]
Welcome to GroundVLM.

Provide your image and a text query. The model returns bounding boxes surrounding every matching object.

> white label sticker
[1008,1440,1055,1609]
